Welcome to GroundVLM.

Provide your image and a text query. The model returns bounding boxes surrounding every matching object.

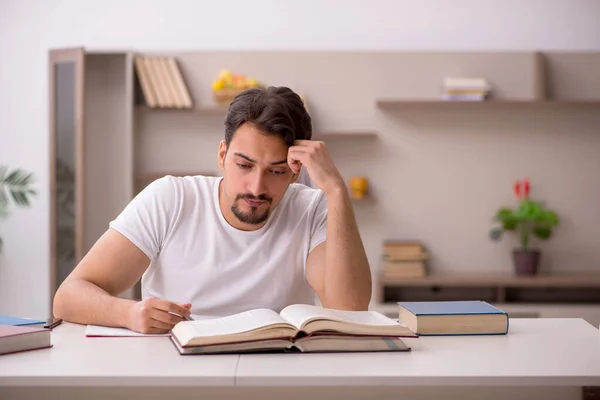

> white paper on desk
[85,315,216,337]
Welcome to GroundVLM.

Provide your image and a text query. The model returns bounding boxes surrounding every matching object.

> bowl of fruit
[212,70,264,106]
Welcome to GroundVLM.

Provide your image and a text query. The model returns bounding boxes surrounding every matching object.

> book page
[184,309,290,338]
[85,315,216,337]
[280,304,401,329]
[85,325,171,337]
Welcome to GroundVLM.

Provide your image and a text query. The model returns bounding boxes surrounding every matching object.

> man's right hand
[126,297,192,334]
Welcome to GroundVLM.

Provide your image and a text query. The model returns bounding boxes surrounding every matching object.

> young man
[54,86,372,334]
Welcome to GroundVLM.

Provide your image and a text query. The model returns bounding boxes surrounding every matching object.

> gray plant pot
[512,249,540,276]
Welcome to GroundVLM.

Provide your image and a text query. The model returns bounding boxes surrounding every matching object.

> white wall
[1,0,599,318]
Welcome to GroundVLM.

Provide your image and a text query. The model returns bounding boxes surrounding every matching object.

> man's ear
[218,141,227,171]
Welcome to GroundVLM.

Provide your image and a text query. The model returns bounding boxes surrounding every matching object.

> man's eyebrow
[269,159,288,166]
[233,153,256,163]
[234,152,288,166]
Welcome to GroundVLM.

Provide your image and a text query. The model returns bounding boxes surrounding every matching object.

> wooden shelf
[135,171,216,181]
[381,273,600,305]
[381,273,600,287]
[136,105,228,115]
[376,99,600,107]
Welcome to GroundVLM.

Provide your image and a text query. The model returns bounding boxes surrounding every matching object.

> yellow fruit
[234,80,246,90]
[212,80,224,90]
[218,69,233,81]
[247,78,259,88]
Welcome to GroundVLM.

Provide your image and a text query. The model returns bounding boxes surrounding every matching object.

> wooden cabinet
[48,49,134,305]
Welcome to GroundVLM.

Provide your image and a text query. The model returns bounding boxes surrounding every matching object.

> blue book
[397,301,509,336]
[0,316,46,327]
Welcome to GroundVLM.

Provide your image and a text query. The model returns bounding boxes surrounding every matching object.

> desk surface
[237,318,600,387]
[1,318,599,387]
[0,321,239,387]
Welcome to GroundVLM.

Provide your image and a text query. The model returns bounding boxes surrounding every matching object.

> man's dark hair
[224,86,312,147]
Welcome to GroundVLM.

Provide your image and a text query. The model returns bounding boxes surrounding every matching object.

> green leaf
[518,199,543,219]
[496,208,514,218]
[495,208,519,230]
[0,166,36,210]
[536,210,559,226]
[533,226,552,240]
[502,218,518,230]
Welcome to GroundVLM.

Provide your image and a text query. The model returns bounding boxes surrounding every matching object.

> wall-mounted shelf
[376,99,600,107]
[381,273,600,287]
[136,105,228,115]
[135,171,217,181]
[381,273,600,305]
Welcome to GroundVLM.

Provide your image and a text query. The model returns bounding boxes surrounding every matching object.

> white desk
[1,318,599,400]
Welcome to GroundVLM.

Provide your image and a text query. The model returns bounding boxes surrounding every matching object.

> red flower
[513,181,521,199]
[523,178,530,199]
[513,178,531,200]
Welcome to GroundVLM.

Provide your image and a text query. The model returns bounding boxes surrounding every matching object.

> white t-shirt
[109,175,328,316]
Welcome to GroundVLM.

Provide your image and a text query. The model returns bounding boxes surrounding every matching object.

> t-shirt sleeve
[109,177,179,261]
[309,191,328,253]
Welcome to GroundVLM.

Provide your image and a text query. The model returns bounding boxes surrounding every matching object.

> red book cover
[0,325,52,355]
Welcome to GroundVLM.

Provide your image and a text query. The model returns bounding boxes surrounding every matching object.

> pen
[146,288,194,321]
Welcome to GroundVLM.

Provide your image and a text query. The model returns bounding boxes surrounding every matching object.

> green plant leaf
[496,208,514,218]
[536,210,559,226]
[0,166,36,209]
[533,225,552,240]
[502,219,518,230]
[495,208,519,230]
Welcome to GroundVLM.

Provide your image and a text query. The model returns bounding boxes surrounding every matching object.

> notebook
[397,300,509,336]
[85,315,215,337]
[85,325,171,337]
[0,316,46,327]
[0,325,52,355]
[170,304,416,354]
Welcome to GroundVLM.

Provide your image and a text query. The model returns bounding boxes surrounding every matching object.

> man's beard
[231,194,273,225]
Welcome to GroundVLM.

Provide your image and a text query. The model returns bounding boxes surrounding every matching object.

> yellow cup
[349,176,368,199]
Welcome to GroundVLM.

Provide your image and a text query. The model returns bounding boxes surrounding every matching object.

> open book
[170,304,416,354]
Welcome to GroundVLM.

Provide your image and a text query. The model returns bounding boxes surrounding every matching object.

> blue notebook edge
[0,316,46,326]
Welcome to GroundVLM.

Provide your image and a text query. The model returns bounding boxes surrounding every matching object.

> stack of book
[0,316,52,355]
[382,240,428,279]
[441,77,491,101]
[134,56,193,109]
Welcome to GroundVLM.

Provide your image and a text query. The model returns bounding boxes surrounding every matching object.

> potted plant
[0,166,37,253]
[489,178,560,276]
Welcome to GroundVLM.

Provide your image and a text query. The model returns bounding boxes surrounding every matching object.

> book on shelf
[134,55,193,109]
[384,249,429,261]
[382,240,428,278]
[383,240,428,260]
[170,304,416,355]
[383,260,426,278]
[397,300,509,336]
[442,77,491,101]
[0,325,52,356]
